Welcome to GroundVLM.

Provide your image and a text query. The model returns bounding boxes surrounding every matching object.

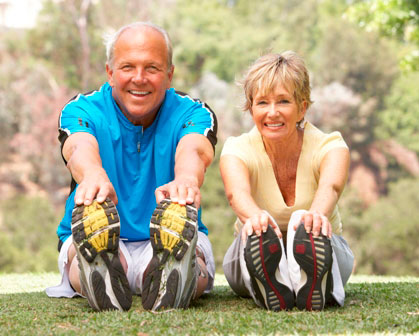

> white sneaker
[71,198,132,311]
[141,199,198,311]
[289,223,332,311]
[244,225,294,310]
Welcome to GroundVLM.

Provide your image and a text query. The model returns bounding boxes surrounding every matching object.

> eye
[121,64,133,70]
[147,65,160,73]
[279,99,290,104]
[256,100,267,105]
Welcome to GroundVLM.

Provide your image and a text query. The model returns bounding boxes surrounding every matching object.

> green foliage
[162,0,321,88]
[346,0,419,71]
[376,72,419,154]
[0,196,60,273]
[311,17,398,101]
[27,0,106,90]
[341,179,419,276]
[0,0,417,277]
[0,274,418,335]
[201,147,236,268]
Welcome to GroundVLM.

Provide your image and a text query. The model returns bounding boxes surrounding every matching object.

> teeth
[266,123,284,127]
[130,90,150,95]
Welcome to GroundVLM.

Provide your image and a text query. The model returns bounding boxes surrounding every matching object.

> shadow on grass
[0,282,418,335]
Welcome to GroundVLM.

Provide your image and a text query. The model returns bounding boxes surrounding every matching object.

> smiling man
[46,22,217,312]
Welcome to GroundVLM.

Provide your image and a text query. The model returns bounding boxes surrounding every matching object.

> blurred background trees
[0,0,417,275]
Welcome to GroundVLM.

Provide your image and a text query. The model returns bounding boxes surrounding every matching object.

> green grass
[0,274,418,335]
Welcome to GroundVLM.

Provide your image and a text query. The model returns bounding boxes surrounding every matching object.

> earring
[297,117,306,129]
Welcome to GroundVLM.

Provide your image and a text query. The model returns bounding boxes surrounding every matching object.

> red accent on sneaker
[269,243,279,254]
[306,233,317,310]
[295,244,306,254]
[259,237,287,310]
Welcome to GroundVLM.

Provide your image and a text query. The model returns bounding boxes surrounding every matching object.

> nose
[267,103,278,116]
[132,68,147,85]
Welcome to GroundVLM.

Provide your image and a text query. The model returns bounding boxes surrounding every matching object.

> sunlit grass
[0,273,418,335]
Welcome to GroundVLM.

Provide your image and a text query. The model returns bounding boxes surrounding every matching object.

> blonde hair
[242,51,312,113]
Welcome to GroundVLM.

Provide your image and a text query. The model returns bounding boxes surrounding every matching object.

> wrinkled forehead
[116,26,168,55]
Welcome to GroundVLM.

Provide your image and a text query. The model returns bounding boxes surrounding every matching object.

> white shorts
[45,232,215,298]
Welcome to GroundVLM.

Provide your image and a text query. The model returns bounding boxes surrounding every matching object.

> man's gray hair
[104,22,173,70]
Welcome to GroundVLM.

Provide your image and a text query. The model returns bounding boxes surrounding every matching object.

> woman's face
[251,83,306,142]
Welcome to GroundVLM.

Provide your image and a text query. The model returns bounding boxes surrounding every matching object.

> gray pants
[223,210,354,306]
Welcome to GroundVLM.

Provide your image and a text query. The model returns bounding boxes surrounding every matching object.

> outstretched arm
[155,134,214,208]
[298,147,350,237]
[220,154,282,242]
[62,132,117,206]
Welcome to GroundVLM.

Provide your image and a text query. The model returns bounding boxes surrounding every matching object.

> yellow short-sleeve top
[221,122,348,234]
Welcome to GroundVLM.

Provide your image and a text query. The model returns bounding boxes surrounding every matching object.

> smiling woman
[251,83,304,145]
[220,51,354,312]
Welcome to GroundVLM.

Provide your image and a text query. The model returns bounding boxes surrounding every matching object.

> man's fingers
[192,189,201,209]
[167,183,179,203]
[77,184,96,206]
[74,186,86,206]
[155,188,168,204]
[96,186,108,204]
[176,184,188,205]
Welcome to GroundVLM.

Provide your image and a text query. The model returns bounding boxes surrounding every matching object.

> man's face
[106,27,174,127]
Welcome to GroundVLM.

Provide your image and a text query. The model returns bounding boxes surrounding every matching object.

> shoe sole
[293,224,332,311]
[142,199,198,311]
[244,226,294,311]
[71,198,132,311]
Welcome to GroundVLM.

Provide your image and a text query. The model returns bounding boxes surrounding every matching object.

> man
[46,22,217,312]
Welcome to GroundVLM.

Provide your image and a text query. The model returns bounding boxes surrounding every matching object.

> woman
[221,51,354,311]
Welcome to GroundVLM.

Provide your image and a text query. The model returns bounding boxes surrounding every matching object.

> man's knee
[194,256,208,299]
[68,244,128,295]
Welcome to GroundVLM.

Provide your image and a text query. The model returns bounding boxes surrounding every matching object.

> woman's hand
[295,211,332,238]
[241,211,282,242]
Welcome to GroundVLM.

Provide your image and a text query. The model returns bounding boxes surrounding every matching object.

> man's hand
[74,168,118,206]
[155,175,200,207]
[155,134,213,209]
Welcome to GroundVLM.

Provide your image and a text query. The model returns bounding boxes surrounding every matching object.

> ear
[106,63,114,87]
[299,100,307,119]
[166,65,174,88]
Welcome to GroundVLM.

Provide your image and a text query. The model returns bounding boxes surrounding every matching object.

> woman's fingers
[241,212,283,242]
[300,211,332,238]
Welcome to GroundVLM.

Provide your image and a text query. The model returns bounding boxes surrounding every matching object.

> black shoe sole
[142,199,197,311]
[293,224,332,311]
[244,226,294,311]
[71,198,132,311]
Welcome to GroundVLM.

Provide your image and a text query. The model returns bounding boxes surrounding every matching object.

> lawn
[0,273,418,335]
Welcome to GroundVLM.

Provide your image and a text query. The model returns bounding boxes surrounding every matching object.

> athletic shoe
[142,199,198,311]
[244,226,295,311]
[71,198,132,311]
[292,224,332,311]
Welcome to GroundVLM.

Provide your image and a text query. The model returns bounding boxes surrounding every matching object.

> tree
[161,0,321,88]
[341,178,419,276]
[375,72,419,155]
[26,0,105,91]
[0,195,60,272]
[346,0,419,71]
